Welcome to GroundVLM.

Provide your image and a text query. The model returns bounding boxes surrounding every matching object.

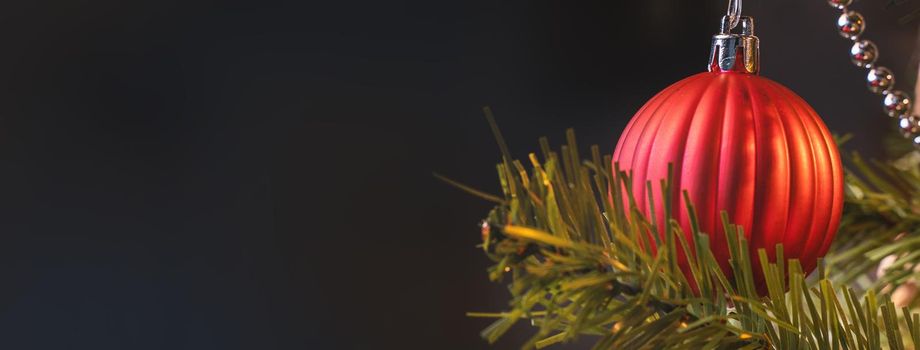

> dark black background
[0,0,912,349]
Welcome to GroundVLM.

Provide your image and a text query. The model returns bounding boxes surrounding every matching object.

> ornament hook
[726,0,742,30]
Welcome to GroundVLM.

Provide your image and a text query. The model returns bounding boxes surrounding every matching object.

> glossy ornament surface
[612,18,844,292]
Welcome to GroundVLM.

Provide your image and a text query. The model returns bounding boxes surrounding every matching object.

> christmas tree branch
[826,149,920,296]
[455,111,920,349]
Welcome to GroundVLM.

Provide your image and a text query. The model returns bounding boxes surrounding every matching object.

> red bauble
[612,71,844,290]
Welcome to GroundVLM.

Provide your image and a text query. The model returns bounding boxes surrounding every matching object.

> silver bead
[850,40,878,68]
[867,67,895,94]
[828,0,852,9]
[913,134,920,147]
[883,90,911,118]
[837,11,865,40]
[899,115,920,137]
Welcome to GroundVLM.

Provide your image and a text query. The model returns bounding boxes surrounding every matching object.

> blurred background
[0,0,913,349]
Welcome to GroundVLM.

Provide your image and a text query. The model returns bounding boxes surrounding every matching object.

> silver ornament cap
[708,16,759,74]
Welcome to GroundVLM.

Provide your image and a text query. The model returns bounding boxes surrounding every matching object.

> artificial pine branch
[453,110,920,349]
[825,147,920,300]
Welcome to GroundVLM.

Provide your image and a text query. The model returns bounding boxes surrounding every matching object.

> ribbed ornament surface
[612,71,844,290]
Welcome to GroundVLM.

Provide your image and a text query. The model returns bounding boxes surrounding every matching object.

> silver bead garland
[883,90,912,117]
[828,0,852,10]
[837,11,866,40]
[867,66,894,94]
[828,1,920,146]
[900,115,920,136]
[850,40,878,67]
